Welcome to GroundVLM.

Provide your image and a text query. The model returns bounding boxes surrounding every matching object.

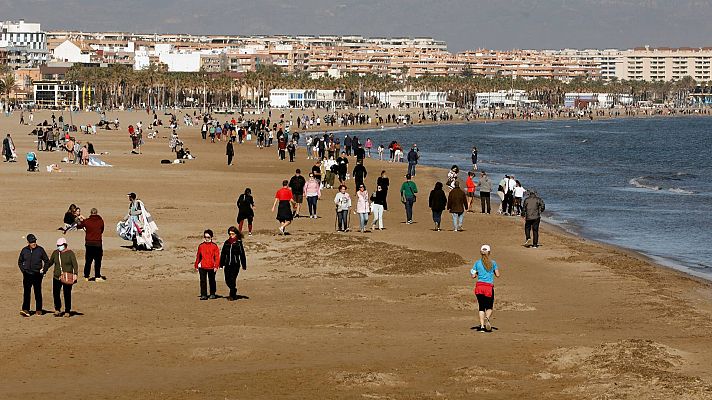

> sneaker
[54,310,63,317]
[406,220,413,224]
[278,227,284,235]
[485,317,492,332]
[84,277,91,282]
[248,232,252,236]
[20,310,31,317]
[199,296,209,301]
[208,294,217,300]
[479,325,486,333]
[524,238,532,247]
[88,277,96,282]
[96,276,106,281]
[531,245,539,248]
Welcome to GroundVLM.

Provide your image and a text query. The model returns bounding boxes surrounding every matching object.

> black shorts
[293,194,304,204]
[467,192,476,198]
[476,291,494,312]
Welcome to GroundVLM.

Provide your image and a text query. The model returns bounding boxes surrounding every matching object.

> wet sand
[1,110,711,399]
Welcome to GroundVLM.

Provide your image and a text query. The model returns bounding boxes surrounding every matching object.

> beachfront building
[0,20,49,69]
[475,90,535,108]
[32,63,91,108]
[376,91,449,108]
[564,93,634,108]
[269,89,346,108]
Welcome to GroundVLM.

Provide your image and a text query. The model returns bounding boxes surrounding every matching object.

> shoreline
[300,114,711,283]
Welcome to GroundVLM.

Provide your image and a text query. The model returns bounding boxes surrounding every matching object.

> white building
[475,90,533,108]
[270,89,346,108]
[376,91,448,108]
[158,52,202,72]
[0,20,49,68]
[564,93,634,108]
[52,40,92,63]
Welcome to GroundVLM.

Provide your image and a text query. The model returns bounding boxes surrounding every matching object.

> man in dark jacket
[18,234,49,316]
[407,145,419,177]
[78,208,105,281]
[352,161,367,191]
[446,181,468,231]
[226,140,234,165]
[289,169,306,217]
[522,190,546,248]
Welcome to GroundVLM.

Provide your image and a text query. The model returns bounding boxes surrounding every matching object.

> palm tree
[1,73,17,111]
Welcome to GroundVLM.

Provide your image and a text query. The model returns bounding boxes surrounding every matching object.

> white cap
[56,237,67,246]
[480,244,491,254]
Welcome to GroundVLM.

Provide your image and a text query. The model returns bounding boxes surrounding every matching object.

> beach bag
[58,254,76,285]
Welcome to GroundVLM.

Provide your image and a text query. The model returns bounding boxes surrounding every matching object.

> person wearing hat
[470,245,500,332]
[18,234,50,317]
[43,237,79,317]
[400,174,418,224]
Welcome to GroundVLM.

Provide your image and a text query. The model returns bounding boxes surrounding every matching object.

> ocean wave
[629,175,695,194]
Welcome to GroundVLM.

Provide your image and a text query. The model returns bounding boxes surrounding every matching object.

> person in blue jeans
[399,174,418,224]
[407,145,419,177]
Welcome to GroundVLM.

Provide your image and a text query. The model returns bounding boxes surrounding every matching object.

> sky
[2,0,712,52]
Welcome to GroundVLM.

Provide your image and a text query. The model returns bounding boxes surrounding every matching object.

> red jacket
[77,215,104,246]
[194,242,220,270]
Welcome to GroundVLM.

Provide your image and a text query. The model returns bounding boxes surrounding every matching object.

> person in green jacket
[43,238,79,317]
[400,174,418,224]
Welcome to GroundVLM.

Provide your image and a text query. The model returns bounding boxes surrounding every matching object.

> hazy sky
[3,0,712,51]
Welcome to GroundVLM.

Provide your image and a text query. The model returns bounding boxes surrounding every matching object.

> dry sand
[1,110,711,399]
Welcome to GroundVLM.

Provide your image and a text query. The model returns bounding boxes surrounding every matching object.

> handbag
[57,252,76,285]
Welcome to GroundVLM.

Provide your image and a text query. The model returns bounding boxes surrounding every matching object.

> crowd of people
[10,107,552,335]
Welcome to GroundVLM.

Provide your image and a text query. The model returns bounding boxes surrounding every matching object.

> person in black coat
[352,161,367,191]
[226,141,234,165]
[428,182,448,231]
[376,170,390,210]
[220,226,247,301]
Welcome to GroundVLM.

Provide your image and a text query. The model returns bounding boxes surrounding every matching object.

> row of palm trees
[61,63,702,109]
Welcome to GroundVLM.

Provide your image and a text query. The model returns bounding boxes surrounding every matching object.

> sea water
[339,116,712,278]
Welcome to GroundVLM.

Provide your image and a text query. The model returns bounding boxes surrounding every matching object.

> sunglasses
[204,236,212,239]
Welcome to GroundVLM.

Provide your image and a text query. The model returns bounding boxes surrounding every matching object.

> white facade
[270,89,346,108]
[159,52,201,72]
[53,40,91,63]
[377,91,448,108]
[564,93,634,108]
[475,90,532,108]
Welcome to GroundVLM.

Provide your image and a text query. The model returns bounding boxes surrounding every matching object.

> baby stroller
[26,152,39,172]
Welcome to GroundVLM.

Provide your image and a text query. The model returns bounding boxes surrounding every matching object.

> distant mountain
[3,0,711,51]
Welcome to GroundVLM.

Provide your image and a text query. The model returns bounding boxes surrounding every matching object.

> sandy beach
[1,109,712,399]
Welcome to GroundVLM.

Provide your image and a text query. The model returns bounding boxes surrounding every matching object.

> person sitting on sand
[471,244,500,332]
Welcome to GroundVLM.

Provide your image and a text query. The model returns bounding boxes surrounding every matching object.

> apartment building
[616,46,712,82]
[0,20,49,69]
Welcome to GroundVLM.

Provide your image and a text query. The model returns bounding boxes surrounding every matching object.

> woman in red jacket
[194,229,221,300]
